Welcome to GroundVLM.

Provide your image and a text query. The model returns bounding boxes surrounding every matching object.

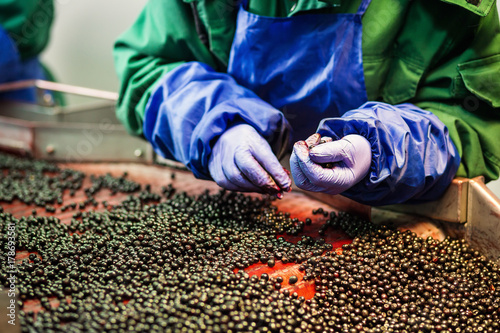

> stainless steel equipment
[0,80,153,163]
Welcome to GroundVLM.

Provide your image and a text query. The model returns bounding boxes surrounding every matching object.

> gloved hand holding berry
[291,133,372,195]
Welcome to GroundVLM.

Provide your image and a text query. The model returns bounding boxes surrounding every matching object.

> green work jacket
[114,0,500,182]
[0,0,53,60]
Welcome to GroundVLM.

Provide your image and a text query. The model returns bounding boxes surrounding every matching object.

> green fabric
[0,0,54,60]
[114,0,500,182]
[457,54,500,108]
[441,0,496,16]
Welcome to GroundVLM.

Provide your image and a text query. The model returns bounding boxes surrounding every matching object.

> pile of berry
[0,153,498,333]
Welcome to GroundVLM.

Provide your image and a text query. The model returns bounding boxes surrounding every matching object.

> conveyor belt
[3,161,352,315]
[3,157,498,333]
[2,160,447,312]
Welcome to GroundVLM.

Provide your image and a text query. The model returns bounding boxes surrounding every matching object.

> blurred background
[41,0,148,96]
[41,0,500,197]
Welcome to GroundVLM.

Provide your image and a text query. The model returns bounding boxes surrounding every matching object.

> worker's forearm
[317,102,460,205]
[143,62,290,180]
[113,44,186,136]
[113,0,220,137]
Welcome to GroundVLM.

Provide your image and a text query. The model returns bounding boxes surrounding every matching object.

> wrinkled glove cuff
[316,102,460,205]
[191,98,291,180]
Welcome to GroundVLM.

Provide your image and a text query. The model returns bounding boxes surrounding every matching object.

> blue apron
[227,0,371,141]
[0,25,46,103]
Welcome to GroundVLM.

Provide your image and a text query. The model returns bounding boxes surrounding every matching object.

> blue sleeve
[143,61,290,180]
[0,25,45,102]
[317,102,460,205]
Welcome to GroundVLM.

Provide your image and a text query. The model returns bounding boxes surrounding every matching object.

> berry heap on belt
[0,153,499,333]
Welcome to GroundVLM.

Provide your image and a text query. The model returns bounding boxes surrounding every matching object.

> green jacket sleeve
[372,0,500,182]
[412,3,500,182]
[113,0,225,136]
[0,0,53,60]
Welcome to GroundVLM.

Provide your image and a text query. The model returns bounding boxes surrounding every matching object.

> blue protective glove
[208,124,292,195]
[291,133,372,195]
[143,62,291,181]
[311,102,460,205]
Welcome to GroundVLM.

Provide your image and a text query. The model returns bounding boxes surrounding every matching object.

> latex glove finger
[305,133,321,148]
[235,149,283,194]
[220,158,264,193]
[209,147,261,192]
[293,140,356,194]
[208,124,291,195]
[290,134,322,191]
[310,134,372,172]
[209,157,256,192]
[290,144,327,192]
[309,140,352,164]
[250,141,292,192]
[306,134,334,149]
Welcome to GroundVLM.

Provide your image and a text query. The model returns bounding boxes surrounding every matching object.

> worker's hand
[290,133,371,195]
[208,124,291,195]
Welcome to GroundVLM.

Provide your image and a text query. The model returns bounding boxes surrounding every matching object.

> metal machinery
[0,80,153,163]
